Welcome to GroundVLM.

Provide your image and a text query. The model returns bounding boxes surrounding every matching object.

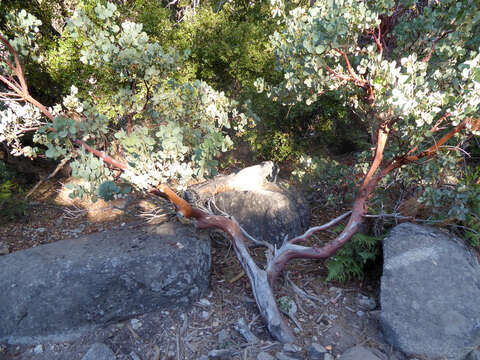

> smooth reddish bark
[0,33,472,343]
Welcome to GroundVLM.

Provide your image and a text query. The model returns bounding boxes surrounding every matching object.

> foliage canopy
[0,0,479,277]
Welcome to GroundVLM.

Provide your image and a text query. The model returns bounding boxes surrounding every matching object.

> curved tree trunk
[0,34,472,343]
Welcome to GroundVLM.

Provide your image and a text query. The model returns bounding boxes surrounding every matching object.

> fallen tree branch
[25,157,69,199]
[266,123,391,285]
[151,187,296,343]
[1,32,474,344]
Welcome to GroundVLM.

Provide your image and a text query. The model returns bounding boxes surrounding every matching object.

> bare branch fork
[148,117,470,342]
[0,33,472,343]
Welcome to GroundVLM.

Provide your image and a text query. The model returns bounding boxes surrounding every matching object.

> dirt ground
[0,180,407,360]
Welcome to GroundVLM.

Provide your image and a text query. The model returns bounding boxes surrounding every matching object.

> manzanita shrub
[261,0,480,244]
[1,3,251,199]
[1,0,480,342]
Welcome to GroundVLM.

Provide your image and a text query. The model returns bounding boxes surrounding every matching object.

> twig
[152,345,161,360]
[228,270,245,284]
[25,158,69,199]
[180,314,188,336]
[176,330,181,360]
[422,29,454,63]
[284,271,323,305]
[442,145,471,157]
[234,317,260,344]
[288,211,352,244]
[139,208,170,223]
[248,314,260,328]
[431,113,451,132]
[127,324,140,340]
[62,205,87,219]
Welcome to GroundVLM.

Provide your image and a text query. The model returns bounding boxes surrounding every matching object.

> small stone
[0,242,9,255]
[130,318,142,330]
[33,344,43,354]
[356,310,365,317]
[36,228,46,233]
[71,224,86,234]
[201,311,210,319]
[55,216,64,226]
[81,343,115,360]
[208,349,233,359]
[327,314,337,321]
[355,294,376,310]
[199,298,212,306]
[283,343,302,354]
[198,356,209,360]
[217,329,230,347]
[130,352,141,360]
[339,346,381,360]
[257,351,275,360]
[309,343,327,360]
[329,286,342,294]
[277,352,301,360]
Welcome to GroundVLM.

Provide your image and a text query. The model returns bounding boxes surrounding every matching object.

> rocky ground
[0,180,407,360]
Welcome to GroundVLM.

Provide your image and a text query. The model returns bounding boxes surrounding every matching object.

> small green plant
[326,231,380,282]
[292,155,361,207]
[250,130,301,163]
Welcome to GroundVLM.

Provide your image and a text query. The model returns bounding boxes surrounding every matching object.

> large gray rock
[0,222,211,344]
[185,162,310,246]
[214,183,310,246]
[380,223,480,360]
[467,350,480,360]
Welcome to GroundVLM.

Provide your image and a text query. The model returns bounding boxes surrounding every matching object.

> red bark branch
[405,117,470,162]
[431,112,451,133]
[73,139,128,170]
[145,116,470,342]
[288,211,352,244]
[337,50,365,86]
[266,123,391,284]
[0,33,29,94]
[1,35,128,172]
[150,184,296,343]
[328,50,374,103]
[422,30,454,63]
[324,65,355,83]
[373,25,383,57]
